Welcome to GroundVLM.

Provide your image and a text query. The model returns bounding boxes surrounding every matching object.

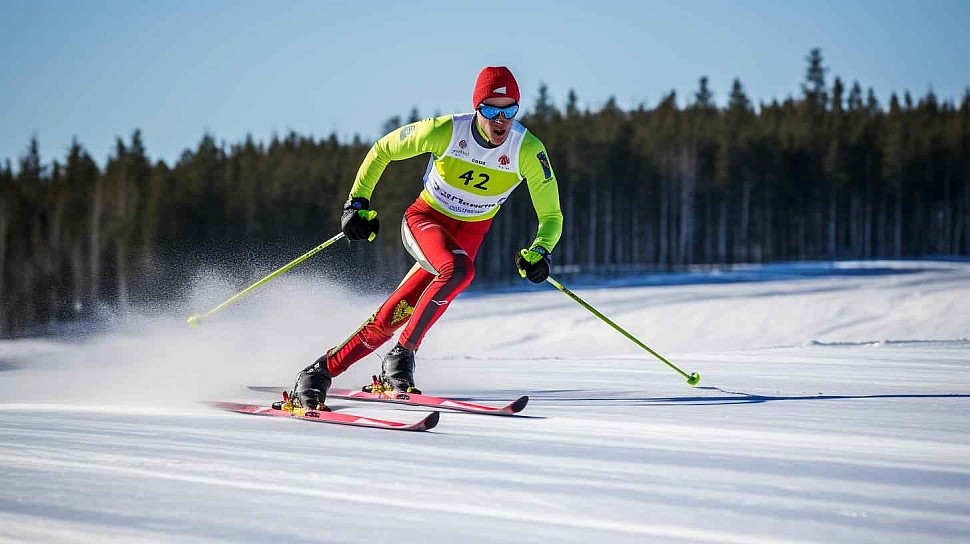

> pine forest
[2,50,967,337]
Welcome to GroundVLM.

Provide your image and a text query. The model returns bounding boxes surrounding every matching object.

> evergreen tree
[565,89,580,118]
[63,140,99,317]
[534,83,558,123]
[717,79,756,261]
[802,48,828,110]
[0,160,13,334]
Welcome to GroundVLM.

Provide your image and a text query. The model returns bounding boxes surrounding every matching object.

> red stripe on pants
[326,198,492,377]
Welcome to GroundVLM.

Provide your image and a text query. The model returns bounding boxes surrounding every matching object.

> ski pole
[545,276,701,386]
[186,222,371,327]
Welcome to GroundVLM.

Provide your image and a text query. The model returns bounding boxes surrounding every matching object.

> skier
[292,66,563,410]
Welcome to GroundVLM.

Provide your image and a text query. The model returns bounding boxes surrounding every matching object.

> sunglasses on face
[477,102,520,120]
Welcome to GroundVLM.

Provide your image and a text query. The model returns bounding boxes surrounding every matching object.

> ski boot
[290,355,333,412]
[364,343,421,395]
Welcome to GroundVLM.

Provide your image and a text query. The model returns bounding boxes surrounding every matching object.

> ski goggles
[477,102,519,120]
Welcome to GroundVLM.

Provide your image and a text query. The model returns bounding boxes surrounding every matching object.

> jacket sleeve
[348,116,453,201]
[518,133,563,253]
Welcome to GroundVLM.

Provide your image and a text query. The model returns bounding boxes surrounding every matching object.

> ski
[209,401,439,432]
[248,385,529,416]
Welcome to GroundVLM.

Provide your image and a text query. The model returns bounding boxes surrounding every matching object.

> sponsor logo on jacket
[536,151,553,180]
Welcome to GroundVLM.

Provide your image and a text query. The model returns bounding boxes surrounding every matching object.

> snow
[1,260,968,543]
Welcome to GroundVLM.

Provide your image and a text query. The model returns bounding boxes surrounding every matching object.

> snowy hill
[1,261,968,543]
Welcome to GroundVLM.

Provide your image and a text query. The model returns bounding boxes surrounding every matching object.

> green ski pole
[546,276,701,386]
[187,213,375,327]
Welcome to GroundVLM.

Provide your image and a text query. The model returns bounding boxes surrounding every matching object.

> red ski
[248,385,529,416]
[209,401,439,432]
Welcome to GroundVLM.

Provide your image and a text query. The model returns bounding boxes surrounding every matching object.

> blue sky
[2,0,968,169]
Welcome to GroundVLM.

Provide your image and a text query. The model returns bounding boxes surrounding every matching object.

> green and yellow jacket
[349,113,563,252]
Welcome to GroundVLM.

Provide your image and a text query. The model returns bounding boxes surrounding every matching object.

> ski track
[1,261,969,543]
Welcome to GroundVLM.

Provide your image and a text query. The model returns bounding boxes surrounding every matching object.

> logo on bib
[498,154,510,167]
[452,139,470,158]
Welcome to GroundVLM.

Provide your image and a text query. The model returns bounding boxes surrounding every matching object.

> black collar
[471,117,500,149]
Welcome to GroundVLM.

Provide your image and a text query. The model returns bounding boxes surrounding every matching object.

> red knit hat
[472,66,520,107]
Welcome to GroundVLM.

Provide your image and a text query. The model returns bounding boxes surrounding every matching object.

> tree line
[1,49,968,337]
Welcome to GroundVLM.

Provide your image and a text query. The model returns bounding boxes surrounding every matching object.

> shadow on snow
[521,387,970,406]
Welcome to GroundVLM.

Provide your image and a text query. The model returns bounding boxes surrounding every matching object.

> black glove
[341,197,380,241]
[515,246,551,284]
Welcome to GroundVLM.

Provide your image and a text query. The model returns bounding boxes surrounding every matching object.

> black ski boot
[380,343,421,393]
[292,355,332,411]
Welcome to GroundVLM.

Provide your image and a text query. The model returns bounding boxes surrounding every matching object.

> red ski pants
[326,197,492,377]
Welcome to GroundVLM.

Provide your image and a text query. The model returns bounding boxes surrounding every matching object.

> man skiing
[292,66,563,410]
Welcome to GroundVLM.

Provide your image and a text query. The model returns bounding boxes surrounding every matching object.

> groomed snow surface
[1,260,968,543]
